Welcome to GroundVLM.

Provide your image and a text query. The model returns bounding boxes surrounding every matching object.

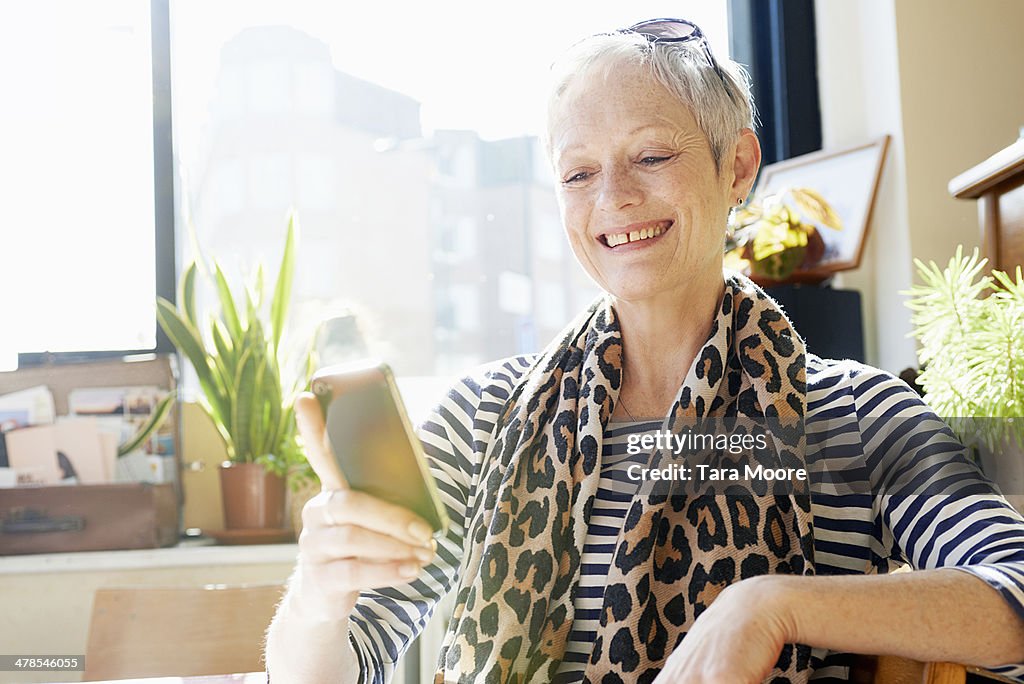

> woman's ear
[730,128,761,199]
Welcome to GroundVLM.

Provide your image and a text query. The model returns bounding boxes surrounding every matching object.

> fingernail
[399,562,419,578]
[414,546,433,563]
[408,520,432,544]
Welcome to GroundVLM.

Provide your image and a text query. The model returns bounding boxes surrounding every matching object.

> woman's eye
[639,155,671,166]
[563,171,590,184]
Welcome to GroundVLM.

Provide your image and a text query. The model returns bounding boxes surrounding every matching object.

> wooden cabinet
[949,138,1024,272]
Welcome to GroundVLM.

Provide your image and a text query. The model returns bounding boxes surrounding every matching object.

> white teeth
[605,223,669,247]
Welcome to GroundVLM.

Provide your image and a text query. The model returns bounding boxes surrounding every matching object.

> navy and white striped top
[346,354,1024,683]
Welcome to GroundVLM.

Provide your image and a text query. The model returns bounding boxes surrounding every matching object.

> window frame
[728,0,823,166]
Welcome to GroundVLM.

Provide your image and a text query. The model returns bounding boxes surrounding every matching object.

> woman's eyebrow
[626,123,672,136]
[558,124,675,152]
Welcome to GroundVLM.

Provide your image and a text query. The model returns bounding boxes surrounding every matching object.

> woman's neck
[611,269,725,417]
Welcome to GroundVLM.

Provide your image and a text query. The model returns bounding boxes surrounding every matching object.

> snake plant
[155,214,316,477]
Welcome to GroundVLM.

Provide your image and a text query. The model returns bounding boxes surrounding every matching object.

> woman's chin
[604,281,665,304]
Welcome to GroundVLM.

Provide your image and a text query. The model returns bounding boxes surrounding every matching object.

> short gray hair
[545,32,755,171]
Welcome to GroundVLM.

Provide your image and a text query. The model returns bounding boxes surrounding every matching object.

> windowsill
[0,540,298,575]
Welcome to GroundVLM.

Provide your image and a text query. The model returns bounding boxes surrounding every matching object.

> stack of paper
[0,385,174,487]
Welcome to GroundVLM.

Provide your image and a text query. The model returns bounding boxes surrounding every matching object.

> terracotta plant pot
[218,462,287,529]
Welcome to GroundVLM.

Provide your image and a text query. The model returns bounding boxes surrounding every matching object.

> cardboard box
[0,483,177,555]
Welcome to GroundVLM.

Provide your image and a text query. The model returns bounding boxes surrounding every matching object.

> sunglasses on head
[619,18,731,92]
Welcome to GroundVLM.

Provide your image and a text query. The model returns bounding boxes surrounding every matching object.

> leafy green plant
[904,246,1024,451]
[155,214,318,479]
[725,187,843,280]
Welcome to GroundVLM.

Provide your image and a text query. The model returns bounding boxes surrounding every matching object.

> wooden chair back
[852,655,972,683]
[83,583,284,680]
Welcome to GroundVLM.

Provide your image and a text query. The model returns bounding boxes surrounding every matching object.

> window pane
[0,0,156,356]
[170,1,729,375]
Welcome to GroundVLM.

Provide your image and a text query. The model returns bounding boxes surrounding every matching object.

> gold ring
[323,489,340,526]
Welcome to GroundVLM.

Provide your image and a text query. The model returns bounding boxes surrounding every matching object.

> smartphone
[310,360,449,535]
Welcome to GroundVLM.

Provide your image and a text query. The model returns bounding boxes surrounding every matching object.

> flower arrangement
[725,187,843,281]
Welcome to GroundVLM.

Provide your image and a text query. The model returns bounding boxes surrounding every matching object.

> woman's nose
[596,165,644,211]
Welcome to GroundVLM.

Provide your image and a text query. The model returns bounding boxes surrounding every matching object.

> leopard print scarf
[435,274,815,683]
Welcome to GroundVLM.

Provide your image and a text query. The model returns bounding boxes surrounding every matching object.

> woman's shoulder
[806,353,925,417]
[472,353,540,392]
[421,353,540,431]
[461,353,540,405]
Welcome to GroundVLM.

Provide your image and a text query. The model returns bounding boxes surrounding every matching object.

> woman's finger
[294,392,347,490]
[319,488,436,548]
[301,524,435,565]
[312,557,427,592]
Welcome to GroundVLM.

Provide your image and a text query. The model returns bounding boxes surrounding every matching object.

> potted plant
[725,186,843,282]
[904,246,1024,508]
[156,214,317,531]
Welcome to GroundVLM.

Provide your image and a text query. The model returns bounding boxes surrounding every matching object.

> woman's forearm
[264,583,361,684]
[767,569,1024,668]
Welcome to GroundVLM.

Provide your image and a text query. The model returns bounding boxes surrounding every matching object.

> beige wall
[894,0,1024,271]
[815,0,1024,372]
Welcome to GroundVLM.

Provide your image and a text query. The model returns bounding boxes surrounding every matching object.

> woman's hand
[653,576,797,684]
[289,392,436,623]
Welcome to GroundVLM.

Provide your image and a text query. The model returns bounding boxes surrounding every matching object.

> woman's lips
[601,220,674,249]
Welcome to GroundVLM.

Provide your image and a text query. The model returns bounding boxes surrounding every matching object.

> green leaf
[180,262,198,329]
[156,298,229,429]
[213,260,243,342]
[248,355,268,459]
[211,319,236,374]
[117,391,177,458]
[263,356,283,453]
[270,214,298,356]
[251,263,265,311]
[230,347,258,463]
[244,285,259,344]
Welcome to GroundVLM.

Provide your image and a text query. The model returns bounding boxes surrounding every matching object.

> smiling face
[549,60,752,303]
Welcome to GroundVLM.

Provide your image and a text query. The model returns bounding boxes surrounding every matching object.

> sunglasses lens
[627,19,698,41]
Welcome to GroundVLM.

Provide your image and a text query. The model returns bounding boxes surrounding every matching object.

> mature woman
[266,19,1024,683]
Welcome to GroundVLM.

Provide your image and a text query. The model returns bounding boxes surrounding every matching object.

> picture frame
[754,135,890,281]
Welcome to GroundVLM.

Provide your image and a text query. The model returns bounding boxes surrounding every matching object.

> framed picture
[754,135,890,280]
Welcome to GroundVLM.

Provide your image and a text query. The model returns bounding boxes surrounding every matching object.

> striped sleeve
[853,367,1024,680]
[346,356,533,683]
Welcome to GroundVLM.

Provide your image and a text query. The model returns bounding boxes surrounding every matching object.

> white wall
[814,0,1024,373]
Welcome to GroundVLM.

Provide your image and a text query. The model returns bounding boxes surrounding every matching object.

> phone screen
[321,371,447,533]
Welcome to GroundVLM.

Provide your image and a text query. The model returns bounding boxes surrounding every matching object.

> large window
[0,0,172,370]
[2,2,745,376]
[168,2,731,376]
